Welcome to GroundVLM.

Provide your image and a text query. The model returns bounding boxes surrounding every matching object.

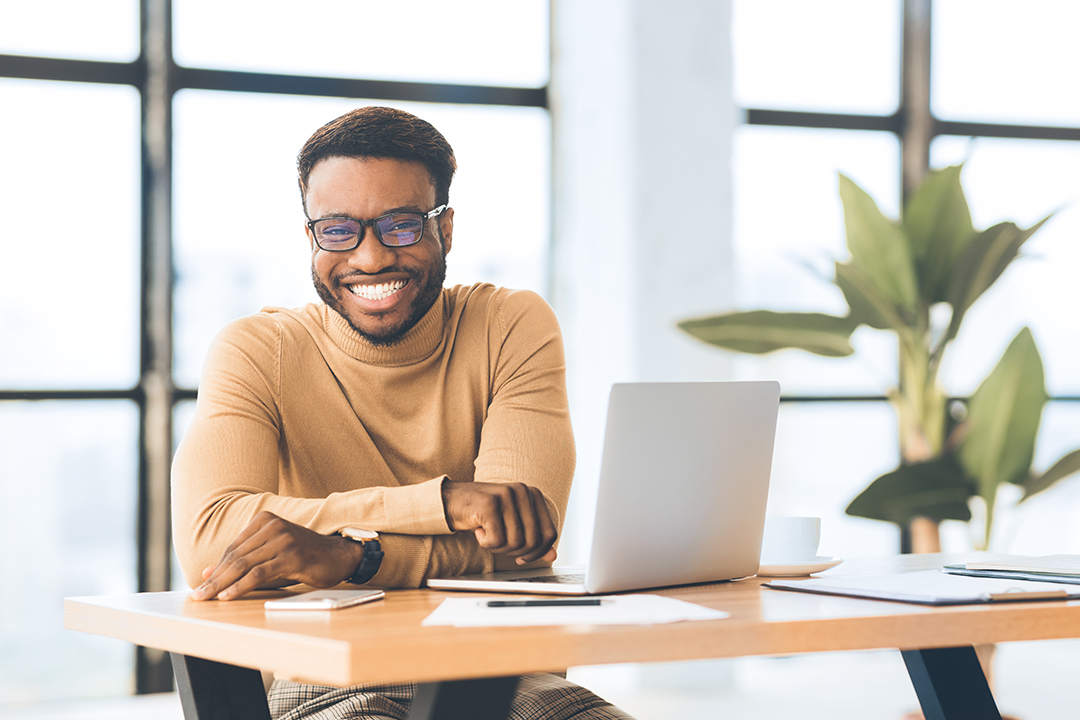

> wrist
[339,535,366,579]
[440,477,456,531]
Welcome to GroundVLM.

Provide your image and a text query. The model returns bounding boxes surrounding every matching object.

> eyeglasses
[307,205,447,251]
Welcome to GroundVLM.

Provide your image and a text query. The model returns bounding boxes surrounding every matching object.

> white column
[551,0,738,561]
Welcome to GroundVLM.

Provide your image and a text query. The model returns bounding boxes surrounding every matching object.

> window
[0,0,550,704]
[732,0,1080,555]
[0,401,138,702]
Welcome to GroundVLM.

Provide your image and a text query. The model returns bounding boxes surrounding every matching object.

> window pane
[0,1,138,62]
[733,0,901,114]
[932,0,1080,126]
[930,137,1080,396]
[172,91,550,388]
[769,402,900,556]
[731,126,900,394]
[0,80,140,389]
[173,0,549,88]
[0,401,138,704]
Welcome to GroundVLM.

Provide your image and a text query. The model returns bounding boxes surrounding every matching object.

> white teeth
[349,280,406,301]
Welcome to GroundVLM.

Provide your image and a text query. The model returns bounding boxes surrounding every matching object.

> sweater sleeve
[171,314,451,589]
[424,289,576,578]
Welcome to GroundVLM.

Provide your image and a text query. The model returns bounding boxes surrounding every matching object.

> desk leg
[901,646,1002,720]
[407,676,519,720]
[170,653,272,720]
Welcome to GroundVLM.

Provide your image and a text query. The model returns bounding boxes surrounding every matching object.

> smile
[347,280,407,301]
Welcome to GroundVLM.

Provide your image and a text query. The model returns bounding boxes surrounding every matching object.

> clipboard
[763,570,1080,605]
[942,565,1080,586]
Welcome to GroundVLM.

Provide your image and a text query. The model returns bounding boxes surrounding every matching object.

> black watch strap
[339,528,384,585]
[347,539,383,585]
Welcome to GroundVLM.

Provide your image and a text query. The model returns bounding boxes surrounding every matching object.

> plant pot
[907,516,941,554]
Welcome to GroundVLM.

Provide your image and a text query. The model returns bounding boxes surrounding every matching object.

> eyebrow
[314,204,426,220]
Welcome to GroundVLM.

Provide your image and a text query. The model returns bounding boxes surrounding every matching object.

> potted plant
[679,165,1080,551]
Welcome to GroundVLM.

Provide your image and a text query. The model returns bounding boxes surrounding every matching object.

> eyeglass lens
[314,213,426,250]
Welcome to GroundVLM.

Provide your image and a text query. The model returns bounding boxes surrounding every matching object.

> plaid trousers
[267,673,635,720]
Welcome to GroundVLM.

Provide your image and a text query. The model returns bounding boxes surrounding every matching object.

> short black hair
[297,106,457,211]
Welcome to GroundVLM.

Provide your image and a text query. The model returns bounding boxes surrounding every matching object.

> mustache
[331,267,415,288]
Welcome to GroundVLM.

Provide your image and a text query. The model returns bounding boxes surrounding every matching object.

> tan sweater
[172,283,575,589]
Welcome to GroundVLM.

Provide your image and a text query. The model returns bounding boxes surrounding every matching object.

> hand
[190,511,364,601]
[442,481,558,564]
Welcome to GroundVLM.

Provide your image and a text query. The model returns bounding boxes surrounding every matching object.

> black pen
[486,598,603,607]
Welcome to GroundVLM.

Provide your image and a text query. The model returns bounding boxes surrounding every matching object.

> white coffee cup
[760,516,821,564]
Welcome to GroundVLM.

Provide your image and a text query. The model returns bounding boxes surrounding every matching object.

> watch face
[342,526,378,541]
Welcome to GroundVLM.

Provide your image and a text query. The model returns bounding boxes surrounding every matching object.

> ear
[439,207,454,255]
[304,221,315,252]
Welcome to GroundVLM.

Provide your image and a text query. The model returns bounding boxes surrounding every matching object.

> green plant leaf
[838,174,919,312]
[945,217,1050,341]
[1020,449,1080,501]
[833,261,909,331]
[845,455,974,525]
[958,327,1047,511]
[677,310,856,357]
[902,164,975,303]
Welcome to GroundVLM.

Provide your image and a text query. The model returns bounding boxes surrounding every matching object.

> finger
[193,512,279,596]
[215,553,283,601]
[519,484,545,554]
[471,489,508,550]
[192,525,281,600]
[217,511,277,561]
[517,488,558,563]
[495,485,529,554]
[519,547,558,565]
[210,539,289,601]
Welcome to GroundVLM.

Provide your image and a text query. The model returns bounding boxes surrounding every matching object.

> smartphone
[264,589,385,610]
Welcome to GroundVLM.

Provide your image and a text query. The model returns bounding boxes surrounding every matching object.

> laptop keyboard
[510,572,586,584]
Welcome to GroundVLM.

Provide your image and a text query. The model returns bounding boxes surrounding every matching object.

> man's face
[305,156,453,345]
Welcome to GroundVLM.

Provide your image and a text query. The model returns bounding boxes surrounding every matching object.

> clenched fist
[442,480,558,564]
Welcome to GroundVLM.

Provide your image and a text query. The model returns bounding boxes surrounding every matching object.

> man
[172,106,632,720]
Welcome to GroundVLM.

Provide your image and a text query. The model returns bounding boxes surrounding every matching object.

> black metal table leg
[407,676,520,720]
[171,653,272,720]
[901,646,1003,720]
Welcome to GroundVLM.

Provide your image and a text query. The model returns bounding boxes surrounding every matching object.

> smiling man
[171,107,633,720]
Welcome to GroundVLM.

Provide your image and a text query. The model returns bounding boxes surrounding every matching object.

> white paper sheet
[421,594,729,627]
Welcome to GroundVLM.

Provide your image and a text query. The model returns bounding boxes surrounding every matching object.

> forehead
[305,156,435,216]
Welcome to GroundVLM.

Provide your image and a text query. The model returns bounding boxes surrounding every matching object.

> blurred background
[2,0,1079,717]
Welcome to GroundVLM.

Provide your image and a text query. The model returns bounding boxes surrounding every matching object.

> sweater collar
[322,292,446,365]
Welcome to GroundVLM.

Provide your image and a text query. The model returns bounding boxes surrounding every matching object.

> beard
[313,244,447,347]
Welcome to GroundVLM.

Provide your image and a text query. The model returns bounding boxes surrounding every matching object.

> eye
[316,218,360,238]
[381,215,423,234]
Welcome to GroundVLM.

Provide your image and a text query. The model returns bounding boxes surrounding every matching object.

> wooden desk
[64,554,1080,720]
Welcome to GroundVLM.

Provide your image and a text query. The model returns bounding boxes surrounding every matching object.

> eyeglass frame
[305,204,448,252]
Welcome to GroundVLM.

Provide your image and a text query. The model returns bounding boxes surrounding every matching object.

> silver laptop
[426,381,780,595]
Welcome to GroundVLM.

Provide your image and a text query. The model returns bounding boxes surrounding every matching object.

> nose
[347,225,396,272]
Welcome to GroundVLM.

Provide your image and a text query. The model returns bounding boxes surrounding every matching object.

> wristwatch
[339,527,384,585]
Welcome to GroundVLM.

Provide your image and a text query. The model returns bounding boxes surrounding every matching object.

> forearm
[173,460,450,588]
[363,524,564,589]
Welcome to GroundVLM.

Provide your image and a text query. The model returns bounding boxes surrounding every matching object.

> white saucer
[757,556,843,577]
